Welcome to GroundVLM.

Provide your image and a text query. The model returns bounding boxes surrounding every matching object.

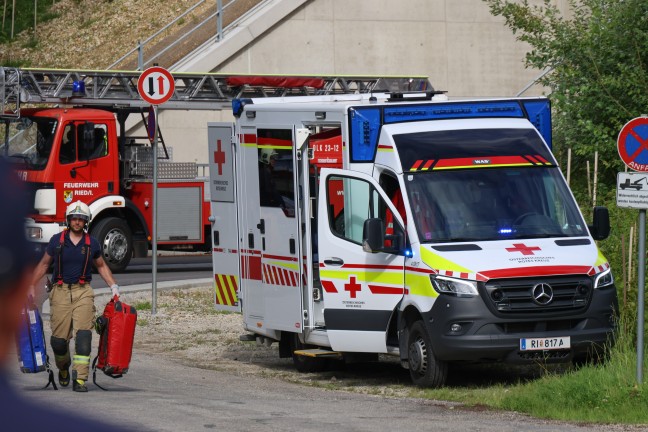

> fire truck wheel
[91,217,133,273]
[291,333,328,373]
[407,321,447,388]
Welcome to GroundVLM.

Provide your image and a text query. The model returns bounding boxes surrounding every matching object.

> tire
[91,217,133,273]
[407,320,447,388]
[291,333,328,373]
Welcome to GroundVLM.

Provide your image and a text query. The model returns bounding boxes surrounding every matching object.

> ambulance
[208,91,618,387]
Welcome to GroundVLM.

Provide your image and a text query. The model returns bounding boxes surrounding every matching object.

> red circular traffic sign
[618,116,648,172]
[137,66,175,105]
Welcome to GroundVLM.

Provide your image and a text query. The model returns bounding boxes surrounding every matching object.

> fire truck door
[207,123,240,312]
[257,126,303,333]
[317,168,406,353]
[54,121,115,206]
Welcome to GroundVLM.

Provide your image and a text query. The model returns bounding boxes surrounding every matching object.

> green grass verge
[417,325,647,424]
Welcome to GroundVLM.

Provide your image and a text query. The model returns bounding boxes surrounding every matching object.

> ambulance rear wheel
[91,217,132,273]
[407,321,447,388]
[291,333,328,373]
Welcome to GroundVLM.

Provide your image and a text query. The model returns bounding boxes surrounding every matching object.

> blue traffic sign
[618,116,648,172]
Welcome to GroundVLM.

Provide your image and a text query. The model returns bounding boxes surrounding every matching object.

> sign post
[617,115,648,384]
[137,66,175,316]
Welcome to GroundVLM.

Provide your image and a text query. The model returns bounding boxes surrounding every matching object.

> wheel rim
[102,228,128,263]
[409,335,428,375]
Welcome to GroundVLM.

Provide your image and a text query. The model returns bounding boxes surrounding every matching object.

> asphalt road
[99,253,214,288]
[7,352,621,432]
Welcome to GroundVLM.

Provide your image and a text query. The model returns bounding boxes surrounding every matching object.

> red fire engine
[0,67,428,271]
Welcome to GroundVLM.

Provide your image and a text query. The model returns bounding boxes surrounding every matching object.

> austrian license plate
[520,336,571,351]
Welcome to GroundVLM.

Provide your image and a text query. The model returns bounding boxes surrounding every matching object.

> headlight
[430,275,479,297]
[594,268,614,288]
[26,227,43,240]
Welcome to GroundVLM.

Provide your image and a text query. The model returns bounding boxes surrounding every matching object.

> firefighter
[0,161,130,429]
[30,201,121,393]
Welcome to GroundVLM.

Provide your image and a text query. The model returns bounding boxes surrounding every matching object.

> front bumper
[25,219,65,260]
[424,284,618,363]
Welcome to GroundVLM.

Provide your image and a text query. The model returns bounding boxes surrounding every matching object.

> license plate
[520,336,571,351]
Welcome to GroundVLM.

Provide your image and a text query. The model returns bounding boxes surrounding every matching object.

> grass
[412,323,648,425]
[0,0,58,43]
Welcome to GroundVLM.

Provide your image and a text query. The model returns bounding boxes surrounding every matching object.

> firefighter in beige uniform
[31,201,120,392]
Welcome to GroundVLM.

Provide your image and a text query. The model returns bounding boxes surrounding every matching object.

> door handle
[323,257,344,266]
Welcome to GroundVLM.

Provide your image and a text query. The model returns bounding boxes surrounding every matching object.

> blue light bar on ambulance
[348,98,552,162]
[383,100,524,123]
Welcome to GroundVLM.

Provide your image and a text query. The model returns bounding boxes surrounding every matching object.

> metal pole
[637,209,646,384]
[138,40,143,71]
[216,0,223,42]
[151,105,158,315]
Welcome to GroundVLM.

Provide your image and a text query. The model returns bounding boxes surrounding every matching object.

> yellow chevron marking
[419,246,473,273]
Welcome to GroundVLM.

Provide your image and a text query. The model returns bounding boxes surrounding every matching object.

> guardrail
[107,0,268,71]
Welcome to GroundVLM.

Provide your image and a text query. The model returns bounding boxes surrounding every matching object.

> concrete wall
[155,0,567,165]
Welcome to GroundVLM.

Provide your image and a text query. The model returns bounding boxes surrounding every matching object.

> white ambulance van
[208,92,618,387]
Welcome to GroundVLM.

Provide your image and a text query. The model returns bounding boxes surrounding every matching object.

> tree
[484,0,648,190]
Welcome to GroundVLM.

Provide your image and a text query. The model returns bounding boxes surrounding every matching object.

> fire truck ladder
[0,66,433,117]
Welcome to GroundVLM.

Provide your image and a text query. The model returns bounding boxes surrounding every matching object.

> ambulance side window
[257,128,295,217]
[327,175,400,247]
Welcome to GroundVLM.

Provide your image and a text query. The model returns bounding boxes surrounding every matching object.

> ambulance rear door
[208,123,240,312]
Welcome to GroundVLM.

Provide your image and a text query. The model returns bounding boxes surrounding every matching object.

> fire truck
[208,91,618,387]
[0,67,423,272]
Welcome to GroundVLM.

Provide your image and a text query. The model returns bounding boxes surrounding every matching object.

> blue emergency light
[72,80,86,97]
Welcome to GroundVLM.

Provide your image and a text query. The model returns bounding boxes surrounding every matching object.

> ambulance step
[293,349,342,359]
[239,334,256,342]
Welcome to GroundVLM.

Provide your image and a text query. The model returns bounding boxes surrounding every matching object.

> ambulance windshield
[2,116,57,171]
[405,167,587,242]
[394,128,588,242]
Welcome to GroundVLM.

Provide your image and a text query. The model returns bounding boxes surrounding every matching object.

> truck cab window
[78,124,108,161]
[59,124,76,164]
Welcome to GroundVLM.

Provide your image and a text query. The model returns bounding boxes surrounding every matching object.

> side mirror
[589,206,610,240]
[362,218,384,253]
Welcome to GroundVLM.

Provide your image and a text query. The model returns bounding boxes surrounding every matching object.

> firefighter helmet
[65,201,92,225]
[259,149,278,165]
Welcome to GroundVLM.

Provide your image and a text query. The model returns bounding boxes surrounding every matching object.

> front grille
[483,276,592,314]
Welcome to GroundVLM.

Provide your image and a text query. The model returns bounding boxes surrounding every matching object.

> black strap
[34,299,57,391]
[91,355,108,391]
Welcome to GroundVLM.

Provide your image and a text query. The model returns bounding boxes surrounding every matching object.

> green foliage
[0,0,59,43]
[133,300,152,311]
[484,0,647,358]
[484,0,648,187]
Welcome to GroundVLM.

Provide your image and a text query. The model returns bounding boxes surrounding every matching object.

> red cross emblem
[505,243,541,256]
[344,276,362,298]
[213,139,226,176]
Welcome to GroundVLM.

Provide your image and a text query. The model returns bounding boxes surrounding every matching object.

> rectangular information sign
[617,172,648,209]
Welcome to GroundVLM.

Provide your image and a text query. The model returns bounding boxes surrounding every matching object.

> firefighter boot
[71,370,88,393]
[58,368,70,387]
[50,336,71,387]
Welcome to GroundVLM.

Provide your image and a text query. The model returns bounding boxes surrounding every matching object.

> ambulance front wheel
[291,333,328,373]
[407,321,447,388]
[91,217,133,273]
